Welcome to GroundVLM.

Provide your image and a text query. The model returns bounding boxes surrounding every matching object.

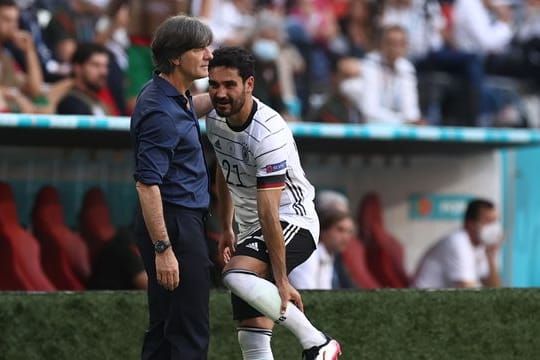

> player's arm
[135,182,179,291]
[257,185,304,312]
[215,165,236,262]
[192,93,213,118]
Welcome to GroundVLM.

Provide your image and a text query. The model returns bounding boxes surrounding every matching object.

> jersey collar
[226,99,258,132]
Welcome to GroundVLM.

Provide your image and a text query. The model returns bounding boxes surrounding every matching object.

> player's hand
[155,248,179,291]
[219,229,236,264]
[277,281,304,314]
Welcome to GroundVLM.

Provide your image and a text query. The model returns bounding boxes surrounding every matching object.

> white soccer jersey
[206,98,319,244]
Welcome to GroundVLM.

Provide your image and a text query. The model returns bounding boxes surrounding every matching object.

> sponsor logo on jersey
[265,160,287,173]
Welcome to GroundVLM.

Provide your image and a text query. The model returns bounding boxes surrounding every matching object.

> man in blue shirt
[130,15,214,360]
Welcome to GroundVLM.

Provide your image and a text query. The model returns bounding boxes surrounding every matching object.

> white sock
[223,270,326,349]
[238,327,274,360]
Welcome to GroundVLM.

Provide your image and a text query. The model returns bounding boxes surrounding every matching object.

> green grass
[0,289,539,359]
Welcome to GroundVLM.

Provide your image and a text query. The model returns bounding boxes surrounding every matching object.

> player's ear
[245,76,255,93]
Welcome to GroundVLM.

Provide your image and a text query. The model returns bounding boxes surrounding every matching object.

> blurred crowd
[1,0,539,126]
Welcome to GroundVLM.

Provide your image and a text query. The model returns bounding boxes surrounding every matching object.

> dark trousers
[135,204,211,360]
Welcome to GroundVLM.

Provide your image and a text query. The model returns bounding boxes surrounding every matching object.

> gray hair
[151,15,213,74]
[315,190,350,214]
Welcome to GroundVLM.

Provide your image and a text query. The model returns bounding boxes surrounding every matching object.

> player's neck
[227,97,254,127]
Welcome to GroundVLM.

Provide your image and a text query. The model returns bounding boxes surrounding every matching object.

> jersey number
[222,159,244,186]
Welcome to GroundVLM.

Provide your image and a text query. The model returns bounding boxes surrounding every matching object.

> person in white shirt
[453,0,513,55]
[207,0,256,47]
[289,209,355,290]
[380,0,446,61]
[357,25,423,125]
[413,199,504,289]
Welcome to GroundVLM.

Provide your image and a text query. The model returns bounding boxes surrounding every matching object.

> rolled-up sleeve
[133,111,178,185]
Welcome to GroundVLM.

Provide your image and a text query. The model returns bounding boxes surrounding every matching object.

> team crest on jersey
[265,160,287,173]
[241,142,249,161]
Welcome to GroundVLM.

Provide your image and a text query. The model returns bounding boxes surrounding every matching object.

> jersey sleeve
[254,131,287,190]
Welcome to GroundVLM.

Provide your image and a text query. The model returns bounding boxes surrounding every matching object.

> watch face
[155,241,168,253]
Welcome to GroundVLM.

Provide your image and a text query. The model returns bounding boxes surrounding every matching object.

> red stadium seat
[357,192,410,288]
[0,182,56,291]
[79,187,116,262]
[32,186,91,290]
[342,236,381,289]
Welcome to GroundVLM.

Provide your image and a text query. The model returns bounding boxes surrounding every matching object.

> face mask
[252,39,280,62]
[479,222,503,246]
[112,28,129,48]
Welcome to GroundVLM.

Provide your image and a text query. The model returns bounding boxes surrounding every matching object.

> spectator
[315,189,350,214]
[413,199,504,289]
[95,0,129,115]
[250,9,304,120]
[286,0,341,114]
[380,0,446,62]
[125,0,192,112]
[289,209,355,289]
[336,0,376,58]
[453,0,513,55]
[357,25,423,125]
[56,42,112,115]
[208,0,256,47]
[0,0,44,112]
[8,0,63,82]
[311,56,363,123]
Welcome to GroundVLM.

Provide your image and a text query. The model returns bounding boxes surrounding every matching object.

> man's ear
[171,57,181,66]
[245,76,255,93]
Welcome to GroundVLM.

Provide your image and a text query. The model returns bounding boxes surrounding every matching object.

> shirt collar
[153,71,191,99]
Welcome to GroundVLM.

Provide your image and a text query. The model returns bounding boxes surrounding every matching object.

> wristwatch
[154,240,171,254]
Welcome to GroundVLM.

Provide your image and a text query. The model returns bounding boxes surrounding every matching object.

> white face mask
[252,39,280,62]
[479,222,503,246]
[112,28,129,48]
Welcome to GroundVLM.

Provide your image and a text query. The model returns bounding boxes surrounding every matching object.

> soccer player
[206,46,342,360]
